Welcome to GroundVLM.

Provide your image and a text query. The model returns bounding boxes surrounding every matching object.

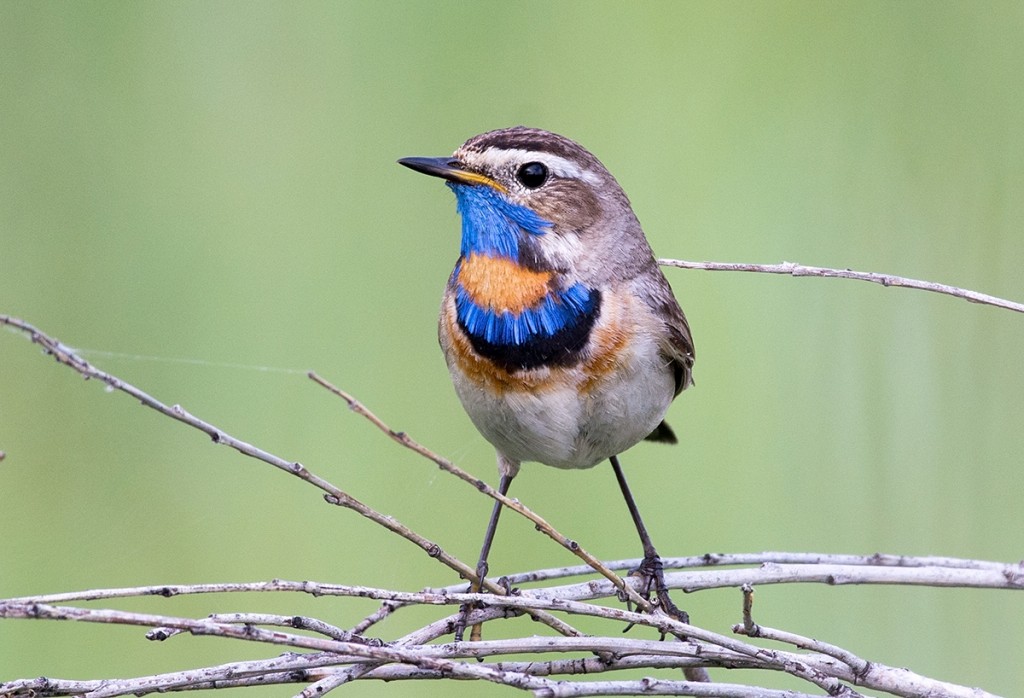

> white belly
[449,333,675,470]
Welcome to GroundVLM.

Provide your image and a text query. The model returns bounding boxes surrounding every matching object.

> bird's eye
[516,162,548,189]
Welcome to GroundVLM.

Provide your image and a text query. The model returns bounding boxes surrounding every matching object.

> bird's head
[399,126,654,285]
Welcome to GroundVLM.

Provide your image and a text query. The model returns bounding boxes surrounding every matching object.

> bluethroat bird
[399,127,695,633]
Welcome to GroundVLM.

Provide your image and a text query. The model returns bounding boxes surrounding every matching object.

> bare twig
[0,601,569,694]
[0,319,467,575]
[734,585,991,698]
[309,371,654,614]
[525,562,1024,603]
[2,669,831,698]
[658,258,1024,314]
[531,681,826,698]
[7,550,1017,618]
[433,550,1023,590]
[0,314,578,640]
[147,612,359,643]
[3,581,1000,698]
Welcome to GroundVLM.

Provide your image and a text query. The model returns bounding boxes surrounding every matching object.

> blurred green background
[2,1,1022,695]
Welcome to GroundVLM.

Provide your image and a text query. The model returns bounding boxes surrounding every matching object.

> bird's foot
[454,566,517,642]
[453,602,474,643]
[632,553,689,628]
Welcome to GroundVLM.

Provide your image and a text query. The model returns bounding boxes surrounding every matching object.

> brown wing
[644,268,694,397]
[640,266,694,445]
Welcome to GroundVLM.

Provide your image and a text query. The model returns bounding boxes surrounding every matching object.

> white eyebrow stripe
[463,148,602,186]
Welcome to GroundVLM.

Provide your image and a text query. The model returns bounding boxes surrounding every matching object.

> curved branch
[658,258,1024,314]
[309,371,653,614]
[0,314,577,640]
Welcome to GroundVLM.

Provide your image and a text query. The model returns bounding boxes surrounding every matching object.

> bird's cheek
[529,182,602,230]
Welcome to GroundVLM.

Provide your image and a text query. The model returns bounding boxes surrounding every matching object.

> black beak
[398,156,501,189]
[398,156,462,180]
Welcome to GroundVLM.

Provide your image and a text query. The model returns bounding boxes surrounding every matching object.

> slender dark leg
[610,454,689,624]
[455,473,514,641]
[474,473,514,583]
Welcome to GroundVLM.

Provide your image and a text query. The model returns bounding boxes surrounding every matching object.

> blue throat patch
[447,183,601,370]
[449,183,550,260]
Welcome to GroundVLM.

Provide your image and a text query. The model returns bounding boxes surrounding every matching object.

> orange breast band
[457,253,553,313]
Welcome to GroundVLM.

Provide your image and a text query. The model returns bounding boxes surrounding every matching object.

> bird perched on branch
[399,126,694,636]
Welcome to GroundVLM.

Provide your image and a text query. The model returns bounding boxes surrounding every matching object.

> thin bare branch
[0,314,578,640]
[8,552,1017,621]
[0,588,896,696]
[2,552,1013,697]
[148,612,358,643]
[735,620,990,698]
[527,562,1024,602]
[658,258,1024,314]
[0,319,467,577]
[533,681,827,698]
[309,371,653,614]
[508,551,1021,585]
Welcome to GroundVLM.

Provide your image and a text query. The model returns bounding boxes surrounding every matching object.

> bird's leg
[455,472,514,642]
[610,454,689,625]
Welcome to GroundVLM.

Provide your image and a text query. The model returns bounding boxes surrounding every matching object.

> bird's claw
[631,553,690,627]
